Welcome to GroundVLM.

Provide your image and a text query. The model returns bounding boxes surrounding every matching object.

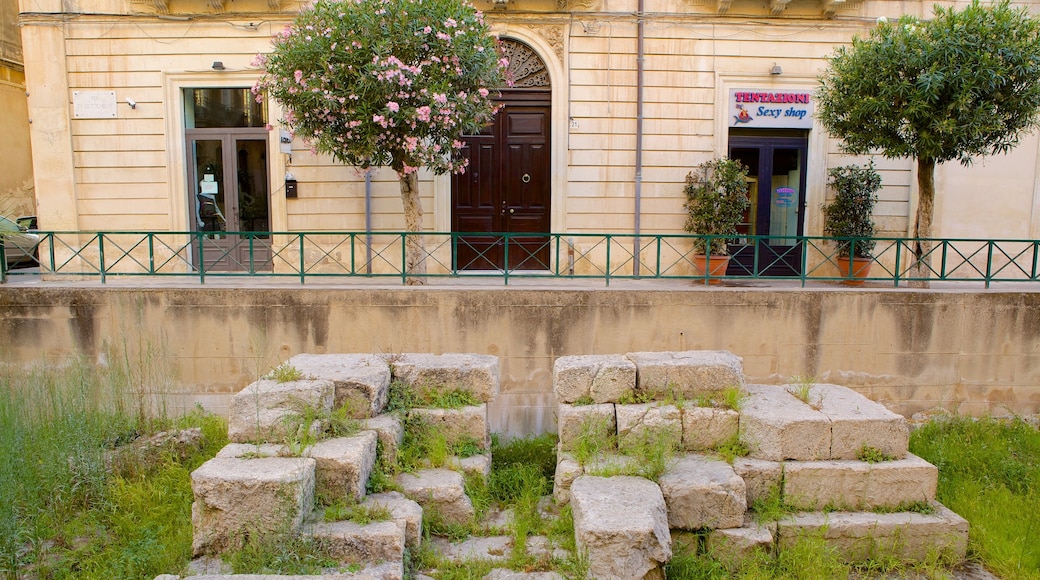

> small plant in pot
[683,157,751,284]
[822,161,881,285]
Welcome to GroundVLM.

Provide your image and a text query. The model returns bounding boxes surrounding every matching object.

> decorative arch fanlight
[499,38,551,88]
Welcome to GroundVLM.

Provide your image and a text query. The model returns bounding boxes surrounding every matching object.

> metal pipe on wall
[634,0,645,277]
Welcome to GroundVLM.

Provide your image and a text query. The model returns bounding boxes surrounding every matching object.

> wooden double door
[452,90,551,271]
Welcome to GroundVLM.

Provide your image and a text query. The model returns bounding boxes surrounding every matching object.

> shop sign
[729,89,814,129]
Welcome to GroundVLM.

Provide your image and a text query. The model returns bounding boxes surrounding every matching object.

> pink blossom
[294,69,304,83]
[387,101,400,112]
[433,93,447,104]
[478,87,489,97]
[416,106,432,122]
[423,25,432,33]
[444,18,457,27]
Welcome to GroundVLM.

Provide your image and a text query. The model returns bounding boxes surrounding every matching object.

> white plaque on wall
[73,91,118,119]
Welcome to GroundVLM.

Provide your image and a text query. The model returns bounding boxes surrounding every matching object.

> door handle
[522,173,531,183]
[509,208,515,214]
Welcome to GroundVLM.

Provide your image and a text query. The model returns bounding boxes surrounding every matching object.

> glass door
[728,134,808,276]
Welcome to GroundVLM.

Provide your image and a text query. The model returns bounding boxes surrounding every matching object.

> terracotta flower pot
[838,256,873,286]
[693,254,729,285]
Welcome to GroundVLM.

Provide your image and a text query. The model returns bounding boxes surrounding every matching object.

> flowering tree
[254,0,506,283]
[817,0,1040,286]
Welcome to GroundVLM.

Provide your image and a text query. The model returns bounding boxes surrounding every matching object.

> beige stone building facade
[2,0,33,218]
[16,0,1040,277]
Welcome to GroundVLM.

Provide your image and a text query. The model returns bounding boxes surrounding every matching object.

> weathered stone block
[393,353,499,402]
[409,405,489,449]
[227,378,334,444]
[570,475,672,580]
[777,504,969,563]
[431,535,511,562]
[450,454,492,481]
[215,442,290,458]
[658,455,747,530]
[732,457,783,507]
[190,457,315,556]
[365,414,404,465]
[557,403,616,452]
[626,350,745,395]
[484,570,564,580]
[616,403,681,451]
[304,431,378,503]
[740,384,831,461]
[707,521,774,567]
[396,468,475,527]
[308,519,405,564]
[681,405,739,451]
[797,383,909,460]
[782,454,937,511]
[553,354,636,404]
[363,491,424,549]
[285,353,392,417]
[553,456,582,504]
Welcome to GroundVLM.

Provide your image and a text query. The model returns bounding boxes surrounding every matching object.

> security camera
[126,97,137,109]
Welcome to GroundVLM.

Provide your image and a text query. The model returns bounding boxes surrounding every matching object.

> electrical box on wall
[285,173,298,198]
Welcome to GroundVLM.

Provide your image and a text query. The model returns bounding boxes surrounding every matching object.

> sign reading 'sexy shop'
[728,89,814,129]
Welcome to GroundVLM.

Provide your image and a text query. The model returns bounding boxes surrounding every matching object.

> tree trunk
[909,157,936,289]
[398,171,427,285]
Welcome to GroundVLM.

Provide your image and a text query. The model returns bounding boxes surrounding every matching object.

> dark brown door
[452,90,551,270]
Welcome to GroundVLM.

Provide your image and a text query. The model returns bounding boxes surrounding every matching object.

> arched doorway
[452,38,551,271]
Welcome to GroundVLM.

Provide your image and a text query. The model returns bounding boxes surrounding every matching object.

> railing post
[0,240,7,284]
[985,240,994,289]
[401,233,407,285]
[605,234,611,287]
[98,233,106,284]
[148,233,155,274]
[894,240,902,287]
[198,232,206,284]
[503,232,510,286]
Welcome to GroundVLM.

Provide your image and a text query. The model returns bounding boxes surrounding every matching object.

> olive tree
[254,0,506,284]
[816,0,1040,286]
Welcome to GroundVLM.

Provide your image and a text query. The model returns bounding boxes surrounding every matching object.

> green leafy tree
[817,0,1040,286]
[683,158,751,256]
[254,0,506,284]
[823,161,881,259]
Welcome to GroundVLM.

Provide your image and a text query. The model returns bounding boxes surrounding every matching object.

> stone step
[190,456,315,557]
[304,431,378,504]
[306,519,406,569]
[285,353,392,418]
[741,383,910,462]
[362,491,424,549]
[776,503,969,564]
[227,378,334,444]
[782,453,937,511]
[553,354,636,404]
[658,454,747,530]
[570,475,672,579]
[428,534,569,563]
[395,468,475,527]
[626,350,746,396]
[409,404,490,450]
[392,353,500,402]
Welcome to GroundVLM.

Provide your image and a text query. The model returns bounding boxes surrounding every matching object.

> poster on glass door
[729,89,814,129]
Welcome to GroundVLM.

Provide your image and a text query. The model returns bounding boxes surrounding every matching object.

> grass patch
[266,362,303,383]
[856,444,894,464]
[322,499,393,524]
[223,529,341,574]
[383,380,481,414]
[910,415,1040,578]
[713,432,751,464]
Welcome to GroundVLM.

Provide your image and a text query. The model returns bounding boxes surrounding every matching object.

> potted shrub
[822,161,881,285]
[683,158,751,284]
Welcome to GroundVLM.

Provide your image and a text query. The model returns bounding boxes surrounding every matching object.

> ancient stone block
[285,353,392,418]
[409,405,489,449]
[393,353,499,402]
[681,405,739,451]
[553,354,636,404]
[227,378,334,444]
[658,455,747,530]
[798,383,909,460]
[740,384,831,461]
[304,431,378,503]
[396,468,475,527]
[777,504,969,563]
[626,350,745,395]
[363,491,424,549]
[190,457,315,556]
[308,519,406,564]
[707,520,774,567]
[365,414,404,465]
[553,456,583,505]
[570,475,672,579]
[615,403,681,451]
[731,457,783,507]
[782,454,937,511]
[215,442,290,458]
[557,403,616,452]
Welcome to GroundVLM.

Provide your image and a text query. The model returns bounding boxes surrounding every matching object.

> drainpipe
[634,0,645,277]
[365,170,373,274]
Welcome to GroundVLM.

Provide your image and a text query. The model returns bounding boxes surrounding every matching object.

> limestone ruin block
[393,353,499,402]
[570,475,672,579]
[796,383,909,460]
[626,350,745,395]
[396,468,475,527]
[556,403,616,452]
[615,403,681,451]
[227,378,334,444]
[286,353,392,418]
[553,354,636,404]
[190,457,315,556]
[304,430,378,503]
[782,453,938,511]
[740,384,831,461]
[731,457,783,506]
[215,442,290,458]
[553,455,582,504]
[707,520,775,567]
[681,405,739,451]
[363,491,424,548]
[364,414,404,465]
[658,455,747,530]
[409,405,489,449]
[777,504,969,563]
[308,519,406,564]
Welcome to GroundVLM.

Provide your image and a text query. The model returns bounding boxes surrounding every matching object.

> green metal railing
[2,230,1040,287]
